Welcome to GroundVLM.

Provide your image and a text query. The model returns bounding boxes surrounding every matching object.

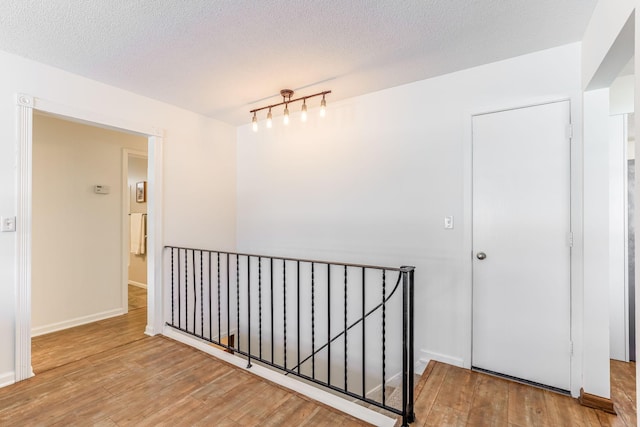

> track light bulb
[252,112,258,132]
[320,95,326,118]
[266,108,273,128]
[301,100,308,122]
[283,104,289,125]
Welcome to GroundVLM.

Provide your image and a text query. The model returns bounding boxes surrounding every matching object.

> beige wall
[32,114,147,335]
[128,156,147,286]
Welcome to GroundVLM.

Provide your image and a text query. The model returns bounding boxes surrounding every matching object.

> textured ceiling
[0,0,597,125]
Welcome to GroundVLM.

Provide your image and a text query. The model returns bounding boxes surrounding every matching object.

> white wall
[128,155,148,286]
[0,49,237,385]
[582,0,636,90]
[611,74,635,115]
[237,44,583,377]
[581,0,638,402]
[609,113,627,362]
[31,115,147,335]
[583,89,613,399]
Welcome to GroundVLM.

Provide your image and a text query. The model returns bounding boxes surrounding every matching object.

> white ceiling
[0,0,597,126]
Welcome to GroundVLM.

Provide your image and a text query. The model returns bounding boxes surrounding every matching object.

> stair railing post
[400,265,416,426]
[408,267,415,422]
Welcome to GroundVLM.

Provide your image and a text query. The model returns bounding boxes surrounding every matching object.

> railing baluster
[311,262,315,379]
[236,254,240,352]
[327,263,331,387]
[171,248,175,326]
[297,260,300,375]
[208,252,212,341]
[184,249,188,330]
[192,249,196,333]
[283,260,287,370]
[362,267,365,399]
[344,265,348,392]
[382,269,386,407]
[178,249,182,329]
[259,257,263,360]
[247,256,252,368]
[200,251,204,337]
[217,252,221,345]
[271,258,274,364]
[227,253,230,350]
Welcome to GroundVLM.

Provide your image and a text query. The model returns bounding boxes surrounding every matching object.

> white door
[472,101,571,391]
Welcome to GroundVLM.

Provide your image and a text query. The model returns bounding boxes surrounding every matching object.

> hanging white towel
[130,213,146,255]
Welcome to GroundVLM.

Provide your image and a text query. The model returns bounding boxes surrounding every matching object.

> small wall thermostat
[94,185,110,194]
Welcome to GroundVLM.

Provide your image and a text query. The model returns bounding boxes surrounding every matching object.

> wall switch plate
[1,216,16,232]
[444,216,454,229]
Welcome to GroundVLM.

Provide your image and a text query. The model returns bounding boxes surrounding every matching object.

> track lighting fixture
[249,89,331,131]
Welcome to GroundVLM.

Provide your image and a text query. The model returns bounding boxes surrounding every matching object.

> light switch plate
[1,216,16,232]
[444,216,454,229]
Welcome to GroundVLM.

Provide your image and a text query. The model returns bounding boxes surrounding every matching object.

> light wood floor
[16,287,638,426]
[412,360,637,426]
[10,286,370,426]
[31,285,148,374]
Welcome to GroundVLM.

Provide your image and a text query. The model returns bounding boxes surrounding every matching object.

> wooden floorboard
[412,361,637,427]
[17,287,638,426]
[31,285,149,374]
[3,286,372,426]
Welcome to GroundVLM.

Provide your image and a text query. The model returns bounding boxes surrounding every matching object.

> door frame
[15,93,164,381]
[462,97,581,397]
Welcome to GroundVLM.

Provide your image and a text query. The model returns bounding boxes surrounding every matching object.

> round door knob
[476,252,487,260]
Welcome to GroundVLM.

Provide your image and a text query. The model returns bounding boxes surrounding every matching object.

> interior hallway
[31,285,148,374]
[14,284,637,426]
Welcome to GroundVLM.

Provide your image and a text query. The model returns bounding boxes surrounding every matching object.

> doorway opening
[125,150,149,315]
[29,114,150,373]
[15,93,164,381]
[607,55,636,414]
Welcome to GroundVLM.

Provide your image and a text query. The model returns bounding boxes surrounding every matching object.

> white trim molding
[15,93,34,382]
[31,308,126,337]
[128,281,147,289]
[419,349,465,369]
[145,135,164,336]
[14,92,165,383]
[0,371,15,388]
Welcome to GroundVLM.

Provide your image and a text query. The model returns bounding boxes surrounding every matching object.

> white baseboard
[365,370,403,398]
[31,308,126,337]
[0,371,15,388]
[418,349,464,370]
[364,357,426,399]
[163,327,395,427]
[144,325,157,336]
[128,280,147,289]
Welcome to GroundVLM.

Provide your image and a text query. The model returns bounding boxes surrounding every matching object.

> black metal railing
[164,246,415,426]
